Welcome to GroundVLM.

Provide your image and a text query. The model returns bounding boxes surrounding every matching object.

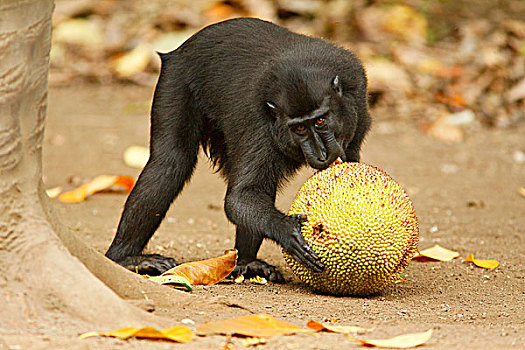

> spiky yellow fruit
[284,162,418,296]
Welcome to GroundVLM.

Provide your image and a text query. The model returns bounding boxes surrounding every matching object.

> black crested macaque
[105,17,371,282]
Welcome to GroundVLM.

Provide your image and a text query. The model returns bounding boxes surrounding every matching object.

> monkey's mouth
[306,151,343,170]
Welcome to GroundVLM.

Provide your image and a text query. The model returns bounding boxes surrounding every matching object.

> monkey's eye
[315,118,325,127]
[296,125,306,133]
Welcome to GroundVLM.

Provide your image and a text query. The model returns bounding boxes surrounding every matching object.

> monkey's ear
[332,75,343,96]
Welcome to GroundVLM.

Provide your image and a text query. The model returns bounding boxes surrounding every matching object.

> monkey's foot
[230,259,285,283]
[118,254,177,275]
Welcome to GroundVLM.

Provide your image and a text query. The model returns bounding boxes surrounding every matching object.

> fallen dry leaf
[519,187,525,197]
[383,4,428,44]
[413,245,460,262]
[505,77,525,103]
[53,18,103,48]
[58,175,134,203]
[161,249,237,285]
[241,337,267,346]
[365,57,413,95]
[234,275,245,284]
[197,313,310,338]
[347,329,433,348]
[306,320,370,334]
[123,145,149,168]
[465,253,499,269]
[423,114,464,143]
[148,274,193,291]
[45,186,62,198]
[113,43,152,78]
[435,92,467,110]
[357,4,427,44]
[80,326,193,343]
[248,276,267,285]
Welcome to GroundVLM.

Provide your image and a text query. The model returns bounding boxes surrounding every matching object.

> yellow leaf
[113,44,152,78]
[234,275,245,284]
[248,276,267,285]
[45,186,62,198]
[306,320,370,334]
[465,254,499,269]
[413,245,459,262]
[114,175,134,193]
[53,18,103,48]
[348,329,433,348]
[197,313,310,338]
[58,185,88,203]
[123,146,149,168]
[161,249,237,285]
[383,5,428,44]
[58,175,134,203]
[241,337,267,346]
[79,326,193,343]
[519,187,525,197]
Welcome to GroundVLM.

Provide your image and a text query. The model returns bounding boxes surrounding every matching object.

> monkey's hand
[230,259,285,283]
[117,254,177,275]
[280,214,324,273]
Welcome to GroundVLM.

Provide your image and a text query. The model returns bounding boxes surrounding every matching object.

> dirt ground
[8,83,523,349]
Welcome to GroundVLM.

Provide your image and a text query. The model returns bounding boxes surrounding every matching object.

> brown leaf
[80,326,193,343]
[306,320,370,334]
[435,92,467,110]
[197,313,310,338]
[465,254,499,269]
[347,329,433,348]
[506,77,525,103]
[58,175,134,203]
[161,249,237,285]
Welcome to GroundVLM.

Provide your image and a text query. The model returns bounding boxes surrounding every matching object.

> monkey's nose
[317,150,328,162]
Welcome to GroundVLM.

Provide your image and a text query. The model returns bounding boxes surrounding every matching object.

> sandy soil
[4,83,522,349]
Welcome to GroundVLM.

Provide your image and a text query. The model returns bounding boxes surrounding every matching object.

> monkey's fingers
[230,259,285,283]
[288,237,324,273]
[119,254,177,275]
[289,213,308,223]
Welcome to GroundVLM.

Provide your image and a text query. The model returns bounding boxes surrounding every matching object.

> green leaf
[148,274,193,291]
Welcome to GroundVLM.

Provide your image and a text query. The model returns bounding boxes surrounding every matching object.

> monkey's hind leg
[106,54,200,275]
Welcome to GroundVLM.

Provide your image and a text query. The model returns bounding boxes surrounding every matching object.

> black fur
[105,18,371,280]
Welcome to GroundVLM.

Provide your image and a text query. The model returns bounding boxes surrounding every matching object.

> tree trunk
[0,0,197,334]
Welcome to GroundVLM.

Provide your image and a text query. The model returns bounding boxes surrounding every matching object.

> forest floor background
[15,82,521,349]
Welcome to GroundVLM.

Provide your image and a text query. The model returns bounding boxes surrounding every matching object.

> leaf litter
[465,253,499,269]
[57,175,134,203]
[150,249,237,286]
[196,313,311,338]
[306,320,371,334]
[347,329,433,349]
[80,326,194,343]
[412,245,460,262]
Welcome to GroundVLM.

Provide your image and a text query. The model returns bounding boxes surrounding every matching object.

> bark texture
[0,0,193,334]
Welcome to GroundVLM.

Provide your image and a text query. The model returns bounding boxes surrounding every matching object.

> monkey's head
[264,63,368,170]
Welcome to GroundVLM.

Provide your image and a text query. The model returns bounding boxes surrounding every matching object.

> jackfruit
[283,162,418,296]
